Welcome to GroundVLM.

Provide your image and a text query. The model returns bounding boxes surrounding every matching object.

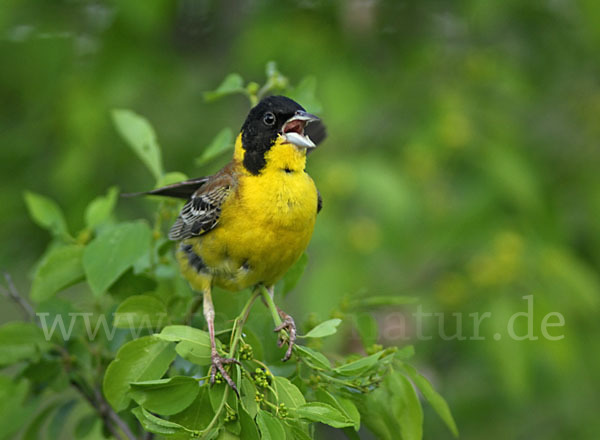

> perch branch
[1,272,35,321]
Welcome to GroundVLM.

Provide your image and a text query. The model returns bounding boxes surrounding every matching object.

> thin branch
[95,388,138,440]
[1,272,35,321]
[69,376,138,440]
[70,380,125,440]
[1,271,139,439]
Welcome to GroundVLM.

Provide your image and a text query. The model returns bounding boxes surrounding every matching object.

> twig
[0,271,139,440]
[96,388,138,440]
[1,272,35,321]
[69,379,125,440]
[66,362,138,440]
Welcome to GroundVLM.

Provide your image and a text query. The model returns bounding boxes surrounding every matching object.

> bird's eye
[263,112,276,126]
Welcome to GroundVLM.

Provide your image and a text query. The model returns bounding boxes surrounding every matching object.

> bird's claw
[209,351,241,396]
[274,314,296,362]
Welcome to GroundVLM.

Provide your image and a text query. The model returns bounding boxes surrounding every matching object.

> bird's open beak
[281,111,320,149]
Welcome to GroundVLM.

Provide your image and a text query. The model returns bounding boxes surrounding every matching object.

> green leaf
[294,402,354,428]
[333,351,384,376]
[289,76,322,113]
[205,73,245,101]
[112,109,164,181]
[402,364,458,437]
[84,186,119,230]
[241,328,264,366]
[170,387,214,433]
[353,312,378,348]
[114,295,169,330]
[354,389,392,439]
[156,325,210,342]
[256,410,286,440]
[47,400,77,439]
[0,376,36,439]
[24,191,70,239]
[281,253,308,297]
[387,371,423,440]
[103,336,176,411]
[273,376,305,410]
[130,376,200,416]
[83,221,152,296]
[30,244,84,302]
[156,325,217,366]
[358,369,424,439]
[74,413,99,439]
[314,390,360,431]
[240,377,258,418]
[22,402,60,440]
[395,345,415,361]
[196,127,234,166]
[132,406,195,436]
[208,375,238,417]
[334,396,361,431]
[21,358,63,391]
[0,322,50,366]
[217,429,240,440]
[208,382,227,413]
[286,421,313,440]
[342,426,362,440]
[239,406,260,440]
[301,318,342,339]
[294,345,331,371]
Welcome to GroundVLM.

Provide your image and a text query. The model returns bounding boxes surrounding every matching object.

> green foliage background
[1,1,600,439]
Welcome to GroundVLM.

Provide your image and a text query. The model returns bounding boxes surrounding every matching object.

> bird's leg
[274,308,297,362]
[203,287,240,395]
[261,285,297,362]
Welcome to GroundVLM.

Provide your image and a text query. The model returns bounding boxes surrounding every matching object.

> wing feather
[168,166,236,241]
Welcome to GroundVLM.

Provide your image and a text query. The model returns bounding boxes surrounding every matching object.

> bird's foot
[210,350,241,396]
[274,313,297,362]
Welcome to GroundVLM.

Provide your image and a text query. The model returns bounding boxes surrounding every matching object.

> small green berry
[224,407,237,423]
[308,374,321,386]
[252,368,271,388]
[366,343,383,355]
[278,403,288,418]
[240,343,254,360]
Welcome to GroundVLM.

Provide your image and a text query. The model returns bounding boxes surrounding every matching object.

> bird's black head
[240,95,319,174]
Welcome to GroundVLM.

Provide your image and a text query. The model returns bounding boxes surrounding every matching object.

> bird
[129,96,325,393]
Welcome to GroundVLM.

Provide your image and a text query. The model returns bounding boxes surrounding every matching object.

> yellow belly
[178,168,318,292]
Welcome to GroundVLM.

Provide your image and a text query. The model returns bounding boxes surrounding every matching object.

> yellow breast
[180,134,318,291]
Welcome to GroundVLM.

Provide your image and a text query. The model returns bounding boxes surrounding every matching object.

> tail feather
[121,177,208,200]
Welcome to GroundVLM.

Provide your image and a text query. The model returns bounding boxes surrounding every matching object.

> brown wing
[167,165,237,241]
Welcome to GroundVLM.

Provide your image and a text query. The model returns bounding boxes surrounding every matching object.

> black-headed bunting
[129,96,325,393]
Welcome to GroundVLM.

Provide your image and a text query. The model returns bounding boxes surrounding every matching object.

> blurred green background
[2,0,600,439]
